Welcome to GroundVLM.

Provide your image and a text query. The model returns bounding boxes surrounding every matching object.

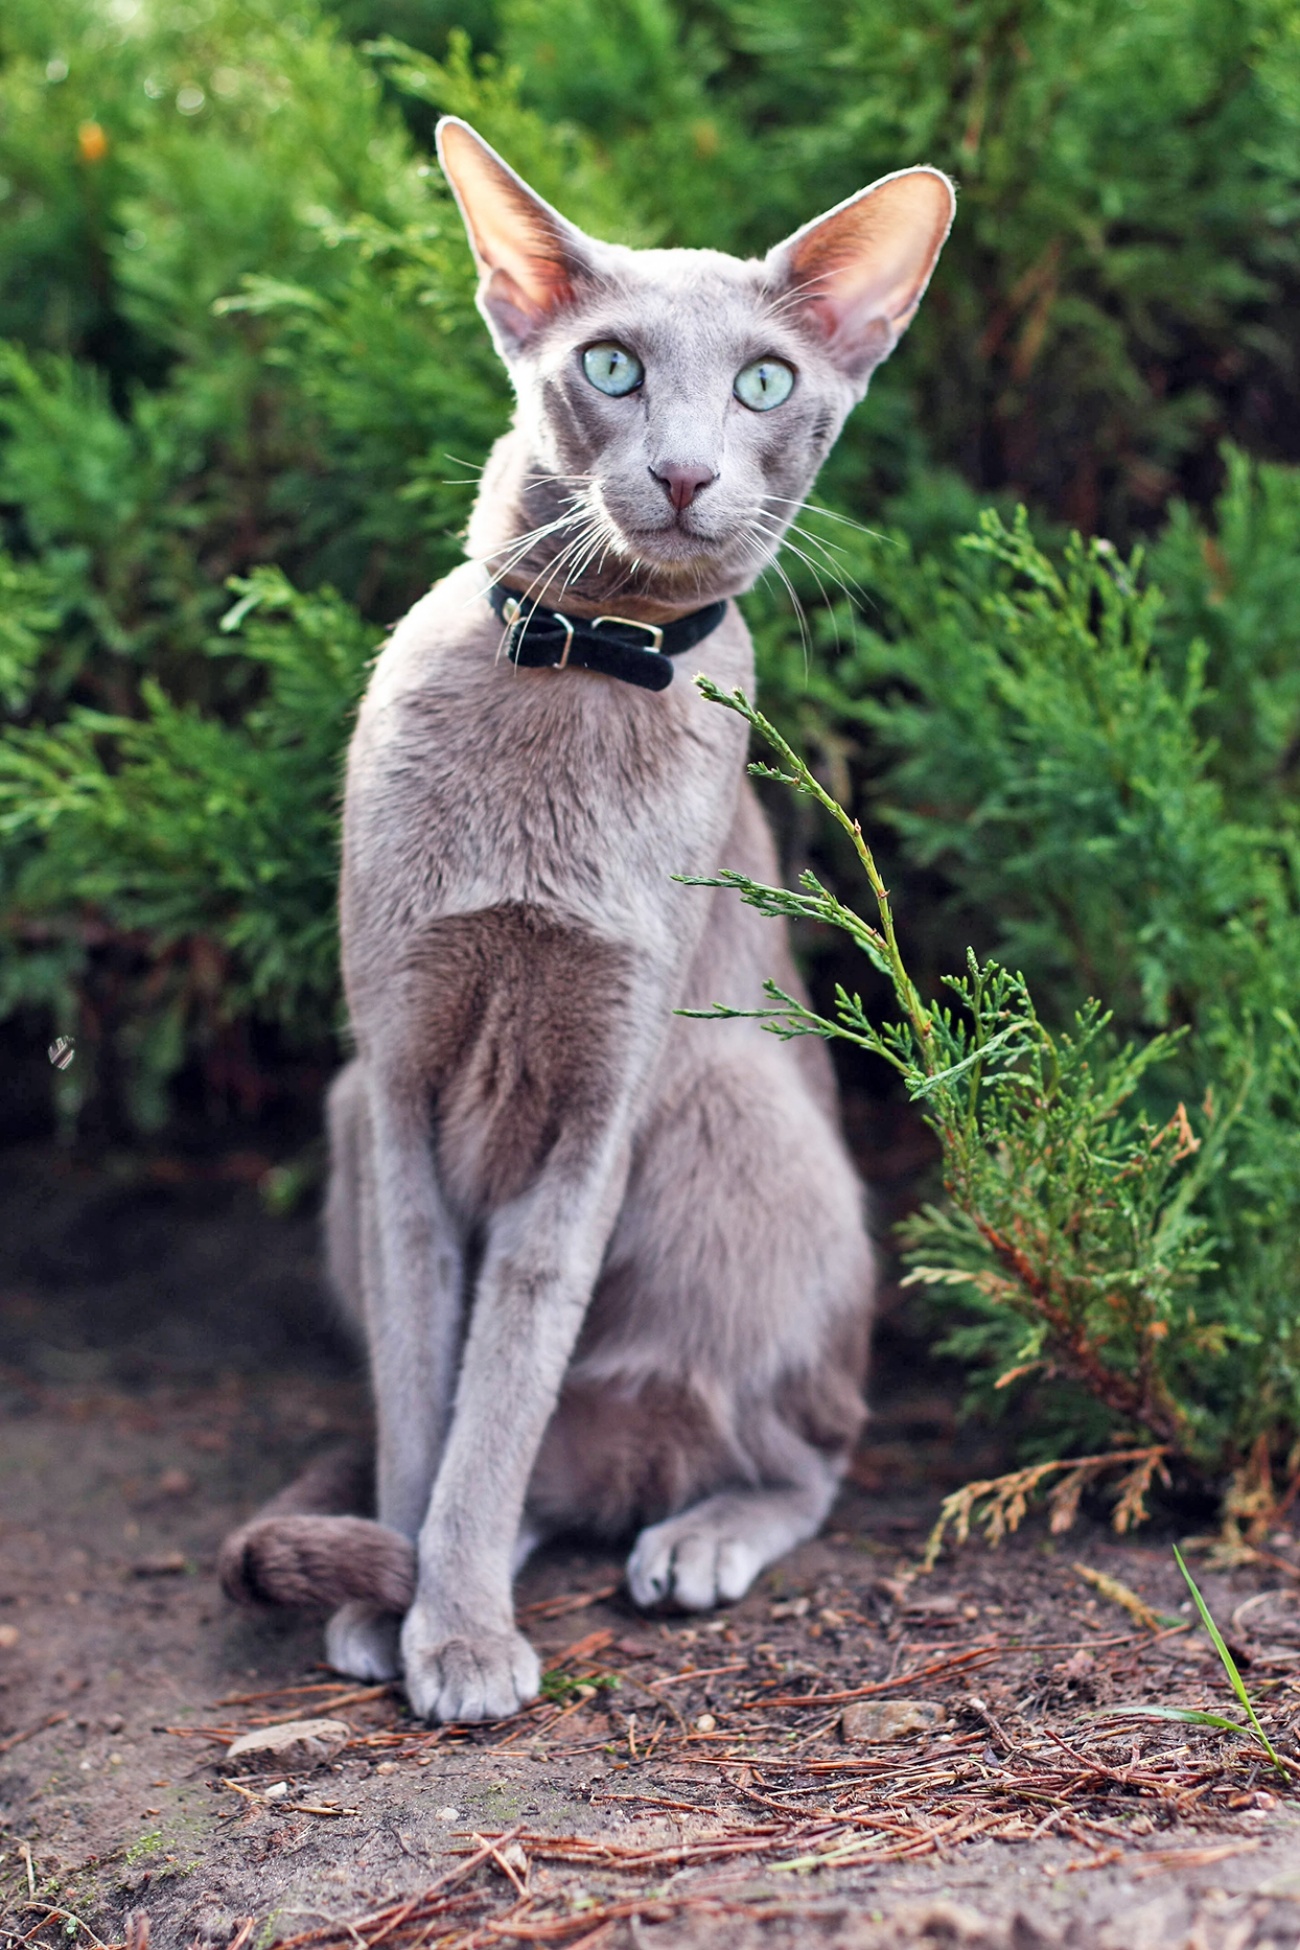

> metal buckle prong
[592,613,665,654]
[552,610,575,668]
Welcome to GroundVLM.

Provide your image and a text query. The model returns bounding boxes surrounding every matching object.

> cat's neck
[464,430,745,625]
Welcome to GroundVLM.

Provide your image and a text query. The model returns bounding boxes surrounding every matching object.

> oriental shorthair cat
[219,119,955,1723]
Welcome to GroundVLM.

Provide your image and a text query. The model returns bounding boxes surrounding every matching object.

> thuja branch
[685,678,1215,1505]
[690,677,937,1068]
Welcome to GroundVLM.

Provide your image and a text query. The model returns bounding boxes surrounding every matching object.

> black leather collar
[486,584,727,692]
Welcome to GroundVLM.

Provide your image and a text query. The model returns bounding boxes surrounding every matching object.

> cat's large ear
[436,117,597,356]
[765,168,955,384]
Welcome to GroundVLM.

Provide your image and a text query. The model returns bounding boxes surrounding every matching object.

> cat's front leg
[327,1057,467,1682]
[401,1152,628,1721]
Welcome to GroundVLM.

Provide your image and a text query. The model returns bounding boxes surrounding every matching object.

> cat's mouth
[620,513,730,559]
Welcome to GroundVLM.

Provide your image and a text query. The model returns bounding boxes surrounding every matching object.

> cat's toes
[400,1609,540,1723]
[325,1600,401,1681]
[627,1513,763,1610]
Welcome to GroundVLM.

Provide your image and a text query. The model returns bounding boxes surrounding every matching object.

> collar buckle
[503,595,574,669]
[592,613,666,655]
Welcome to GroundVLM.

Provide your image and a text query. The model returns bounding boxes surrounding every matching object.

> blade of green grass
[1102,1705,1251,1731]
[1173,1542,1286,1776]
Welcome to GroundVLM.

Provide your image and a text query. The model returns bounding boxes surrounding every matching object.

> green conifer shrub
[0,0,1298,1518]
[690,600,1300,1527]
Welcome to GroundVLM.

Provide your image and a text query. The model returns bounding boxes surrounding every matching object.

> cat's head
[437,118,953,606]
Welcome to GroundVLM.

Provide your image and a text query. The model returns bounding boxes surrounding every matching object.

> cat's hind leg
[625,1441,839,1610]
[531,1037,873,1611]
[529,1382,844,1611]
[529,1373,849,1611]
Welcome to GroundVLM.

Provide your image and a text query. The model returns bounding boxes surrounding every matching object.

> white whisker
[761,494,894,545]
[751,513,854,658]
[781,521,874,612]
[737,518,811,672]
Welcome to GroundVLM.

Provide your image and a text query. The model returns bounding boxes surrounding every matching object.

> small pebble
[262,1781,289,1801]
[436,1806,461,1822]
[224,1719,351,1770]
[841,1699,946,1744]
[497,1840,528,1880]
[694,1713,716,1732]
[905,1594,959,1618]
[375,1761,399,1774]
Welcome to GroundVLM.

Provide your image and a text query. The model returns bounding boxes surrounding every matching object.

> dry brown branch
[923,1445,1170,1566]
[734,1644,1001,1708]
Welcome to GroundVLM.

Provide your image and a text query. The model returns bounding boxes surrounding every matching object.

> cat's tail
[218,1445,416,1613]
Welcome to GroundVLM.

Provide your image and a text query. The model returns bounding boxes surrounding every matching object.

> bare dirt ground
[3,1142,1300,1950]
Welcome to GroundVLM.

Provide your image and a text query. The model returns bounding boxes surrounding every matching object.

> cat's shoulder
[362,561,500,714]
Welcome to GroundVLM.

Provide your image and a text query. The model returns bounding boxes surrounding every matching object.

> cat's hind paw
[627,1510,763,1611]
[325,1599,402,1681]
[401,1611,541,1723]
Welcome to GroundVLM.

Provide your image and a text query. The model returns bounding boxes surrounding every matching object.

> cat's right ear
[436,118,596,356]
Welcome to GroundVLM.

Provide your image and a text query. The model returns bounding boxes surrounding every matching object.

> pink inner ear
[438,120,582,331]
[776,169,955,373]
[467,183,575,321]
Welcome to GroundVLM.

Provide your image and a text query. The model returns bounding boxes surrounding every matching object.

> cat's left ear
[766,167,955,385]
[436,117,598,356]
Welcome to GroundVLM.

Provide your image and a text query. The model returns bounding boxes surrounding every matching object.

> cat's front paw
[325,1599,402,1680]
[401,1607,540,1723]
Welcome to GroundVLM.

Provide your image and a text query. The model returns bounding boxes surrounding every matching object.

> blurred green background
[0,0,1297,1477]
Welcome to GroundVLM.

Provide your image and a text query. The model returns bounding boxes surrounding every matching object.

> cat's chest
[342,571,752,947]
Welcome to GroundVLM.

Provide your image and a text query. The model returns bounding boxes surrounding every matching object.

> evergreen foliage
[759,488,1300,1492]
[0,0,1297,1510]
[689,658,1298,1516]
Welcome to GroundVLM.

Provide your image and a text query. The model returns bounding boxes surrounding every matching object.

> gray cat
[219,118,954,1723]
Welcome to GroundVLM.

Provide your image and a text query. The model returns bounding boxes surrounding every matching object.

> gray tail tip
[218,1514,416,1613]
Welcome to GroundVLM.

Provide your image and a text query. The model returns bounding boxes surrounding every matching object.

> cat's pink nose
[652,463,717,512]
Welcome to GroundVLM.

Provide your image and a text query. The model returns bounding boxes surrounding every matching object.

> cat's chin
[613,520,753,582]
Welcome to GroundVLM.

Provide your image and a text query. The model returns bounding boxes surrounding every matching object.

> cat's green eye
[582,343,644,397]
[734,358,795,411]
